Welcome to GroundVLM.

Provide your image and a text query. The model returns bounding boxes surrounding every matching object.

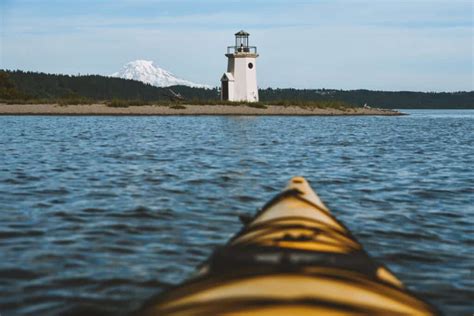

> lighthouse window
[248,62,253,69]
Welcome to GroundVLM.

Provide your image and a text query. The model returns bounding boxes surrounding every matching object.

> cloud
[1,0,472,91]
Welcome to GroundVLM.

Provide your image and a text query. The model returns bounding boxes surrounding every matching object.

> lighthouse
[221,30,259,102]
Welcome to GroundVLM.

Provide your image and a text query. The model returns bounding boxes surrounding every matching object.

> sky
[0,0,472,91]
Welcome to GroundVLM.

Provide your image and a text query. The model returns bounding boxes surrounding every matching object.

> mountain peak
[111,60,210,88]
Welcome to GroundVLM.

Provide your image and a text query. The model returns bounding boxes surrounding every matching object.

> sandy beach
[0,103,402,116]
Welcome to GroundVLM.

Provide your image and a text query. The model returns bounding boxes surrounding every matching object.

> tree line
[1,70,472,109]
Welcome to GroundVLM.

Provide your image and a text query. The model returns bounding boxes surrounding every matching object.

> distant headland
[0,70,472,116]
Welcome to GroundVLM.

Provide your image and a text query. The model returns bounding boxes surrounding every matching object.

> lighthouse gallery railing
[227,46,258,54]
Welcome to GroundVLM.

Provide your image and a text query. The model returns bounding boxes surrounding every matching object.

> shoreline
[0,103,404,116]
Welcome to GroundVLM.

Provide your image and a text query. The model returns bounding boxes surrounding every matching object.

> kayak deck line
[138,176,438,315]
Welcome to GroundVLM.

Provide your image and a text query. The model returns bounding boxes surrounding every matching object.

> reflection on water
[0,110,473,315]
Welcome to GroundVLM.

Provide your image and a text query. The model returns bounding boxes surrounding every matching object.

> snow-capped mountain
[111,60,210,88]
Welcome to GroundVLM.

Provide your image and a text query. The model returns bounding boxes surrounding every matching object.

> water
[0,110,472,315]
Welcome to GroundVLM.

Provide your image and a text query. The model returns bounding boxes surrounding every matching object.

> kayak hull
[139,177,438,315]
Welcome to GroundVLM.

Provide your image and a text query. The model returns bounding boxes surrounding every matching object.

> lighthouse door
[222,81,229,100]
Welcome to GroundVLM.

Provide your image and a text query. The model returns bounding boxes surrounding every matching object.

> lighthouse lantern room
[221,30,259,102]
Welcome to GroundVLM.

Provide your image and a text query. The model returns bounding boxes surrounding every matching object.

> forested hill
[262,89,473,109]
[2,70,217,101]
[1,70,473,109]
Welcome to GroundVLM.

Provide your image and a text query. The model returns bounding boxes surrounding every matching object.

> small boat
[139,177,438,315]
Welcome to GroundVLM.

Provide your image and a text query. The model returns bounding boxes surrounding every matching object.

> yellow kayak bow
[139,177,438,315]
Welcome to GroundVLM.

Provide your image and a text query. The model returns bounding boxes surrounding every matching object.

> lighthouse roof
[221,72,234,82]
[235,30,249,36]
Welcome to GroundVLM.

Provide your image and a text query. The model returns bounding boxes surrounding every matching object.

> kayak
[139,176,438,315]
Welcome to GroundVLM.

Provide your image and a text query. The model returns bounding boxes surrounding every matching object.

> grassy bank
[1,98,353,111]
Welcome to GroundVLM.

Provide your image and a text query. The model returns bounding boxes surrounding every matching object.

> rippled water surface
[0,110,473,315]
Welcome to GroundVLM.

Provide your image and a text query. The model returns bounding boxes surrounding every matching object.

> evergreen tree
[1,70,472,109]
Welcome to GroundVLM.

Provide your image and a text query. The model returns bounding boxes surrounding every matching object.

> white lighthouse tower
[221,30,259,102]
